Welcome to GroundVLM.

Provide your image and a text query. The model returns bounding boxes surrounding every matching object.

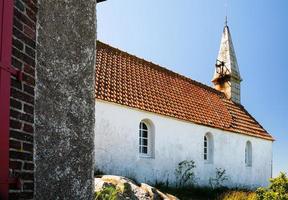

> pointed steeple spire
[212,21,242,103]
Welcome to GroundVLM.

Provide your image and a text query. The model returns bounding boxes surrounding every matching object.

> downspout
[0,1,21,199]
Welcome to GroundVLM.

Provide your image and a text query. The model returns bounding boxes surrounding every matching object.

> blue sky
[97,0,288,176]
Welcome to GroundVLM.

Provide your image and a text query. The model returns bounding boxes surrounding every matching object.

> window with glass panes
[204,136,208,160]
[245,141,252,166]
[139,122,148,154]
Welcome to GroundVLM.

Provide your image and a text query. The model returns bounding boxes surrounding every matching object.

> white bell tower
[212,20,242,104]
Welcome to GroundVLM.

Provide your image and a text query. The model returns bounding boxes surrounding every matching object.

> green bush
[175,160,197,188]
[209,168,230,189]
[95,185,120,200]
[256,172,288,200]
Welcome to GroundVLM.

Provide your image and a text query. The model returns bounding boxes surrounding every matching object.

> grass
[155,185,256,200]
[217,191,256,200]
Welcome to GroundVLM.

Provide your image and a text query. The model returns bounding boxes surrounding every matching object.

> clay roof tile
[95,41,274,141]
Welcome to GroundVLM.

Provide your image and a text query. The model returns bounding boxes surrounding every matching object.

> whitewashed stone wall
[94,100,272,188]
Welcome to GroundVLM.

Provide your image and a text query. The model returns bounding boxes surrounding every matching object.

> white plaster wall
[94,100,273,188]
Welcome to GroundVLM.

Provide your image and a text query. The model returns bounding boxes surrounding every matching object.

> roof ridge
[97,40,225,97]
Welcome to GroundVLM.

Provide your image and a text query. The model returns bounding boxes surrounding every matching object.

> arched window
[139,122,148,155]
[245,141,252,167]
[204,136,208,160]
[139,120,154,158]
[204,133,214,163]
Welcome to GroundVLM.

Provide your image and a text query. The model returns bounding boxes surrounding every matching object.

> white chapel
[94,24,274,188]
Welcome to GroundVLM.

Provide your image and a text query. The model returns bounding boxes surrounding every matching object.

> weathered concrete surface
[35,1,96,199]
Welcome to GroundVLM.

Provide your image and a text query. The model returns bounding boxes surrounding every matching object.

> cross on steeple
[225,16,228,27]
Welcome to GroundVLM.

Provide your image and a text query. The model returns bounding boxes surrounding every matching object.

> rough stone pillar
[35,1,96,199]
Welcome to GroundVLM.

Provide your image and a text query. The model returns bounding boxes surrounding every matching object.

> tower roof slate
[95,41,273,141]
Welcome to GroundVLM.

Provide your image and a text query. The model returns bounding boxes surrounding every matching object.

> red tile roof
[95,41,273,141]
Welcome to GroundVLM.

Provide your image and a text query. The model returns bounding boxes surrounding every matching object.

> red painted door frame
[0,0,14,199]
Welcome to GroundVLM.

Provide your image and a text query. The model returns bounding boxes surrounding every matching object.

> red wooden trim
[0,0,14,199]
[0,0,4,57]
[0,71,11,200]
